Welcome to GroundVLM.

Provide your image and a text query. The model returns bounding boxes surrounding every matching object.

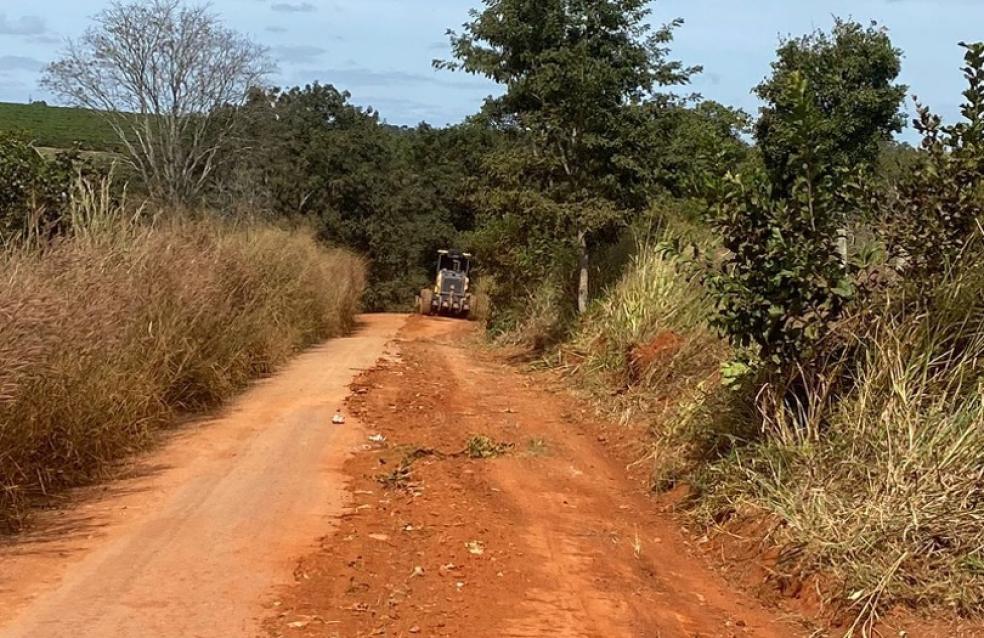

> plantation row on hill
[0,101,121,151]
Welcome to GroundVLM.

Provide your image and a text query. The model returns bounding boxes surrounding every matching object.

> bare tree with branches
[41,0,272,204]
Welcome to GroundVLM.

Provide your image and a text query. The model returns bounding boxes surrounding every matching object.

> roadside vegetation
[2,0,983,632]
[500,16,984,634]
[0,190,363,529]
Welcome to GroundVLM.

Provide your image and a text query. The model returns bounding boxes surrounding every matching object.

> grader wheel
[419,289,434,315]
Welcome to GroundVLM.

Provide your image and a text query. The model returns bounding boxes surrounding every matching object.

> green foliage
[876,140,921,186]
[883,42,984,277]
[0,101,121,152]
[707,76,857,368]
[0,134,85,241]
[647,100,752,198]
[555,38,984,626]
[697,250,984,620]
[232,84,495,310]
[441,0,699,318]
[755,19,906,192]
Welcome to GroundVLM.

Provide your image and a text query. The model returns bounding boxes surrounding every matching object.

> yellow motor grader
[418,250,473,318]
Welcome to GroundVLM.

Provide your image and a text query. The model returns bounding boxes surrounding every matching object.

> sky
[0,0,981,142]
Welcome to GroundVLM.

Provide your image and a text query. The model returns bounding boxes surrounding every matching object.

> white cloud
[270,2,317,13]
[0,14,45,36]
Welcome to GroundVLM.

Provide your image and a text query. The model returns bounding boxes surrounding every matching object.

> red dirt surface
[264,316,805,637]
[627,331,685,383]
[2,313,978,637]
[0,314,406,638]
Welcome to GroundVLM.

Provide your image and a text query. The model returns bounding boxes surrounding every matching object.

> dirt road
[0,314,405,638]
[0,314,802,638]
[265,316,802,638]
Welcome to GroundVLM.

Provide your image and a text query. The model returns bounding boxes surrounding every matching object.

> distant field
[0,102,121,151]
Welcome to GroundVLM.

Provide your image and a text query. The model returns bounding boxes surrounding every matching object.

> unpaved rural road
[0,314,802,637]
[0,314,405,638]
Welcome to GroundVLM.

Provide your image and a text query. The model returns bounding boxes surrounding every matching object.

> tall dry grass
[0,201,364,529]
[560,234,732,488]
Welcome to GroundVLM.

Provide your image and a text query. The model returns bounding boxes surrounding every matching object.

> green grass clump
[0,207,365,530]
[570,236,718,381]
[561,234,732,487]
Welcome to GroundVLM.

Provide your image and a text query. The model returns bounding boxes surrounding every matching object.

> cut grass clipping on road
[0,220,365,530]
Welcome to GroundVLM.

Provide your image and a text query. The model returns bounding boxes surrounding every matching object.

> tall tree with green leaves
[438,0,698,314]
[228,84,496,311]
[755,19,907,193]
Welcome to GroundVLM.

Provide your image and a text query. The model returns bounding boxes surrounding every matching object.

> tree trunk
[577,229,589,314]
[836,226,849,268]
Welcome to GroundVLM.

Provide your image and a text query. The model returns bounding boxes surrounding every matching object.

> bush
[884,43,984,279]
[0,134,83,241]
[0,216,365,529]
[698,247,984,620]
[706,74,857,372]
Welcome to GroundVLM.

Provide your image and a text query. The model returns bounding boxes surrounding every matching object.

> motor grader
[418,250,473,318]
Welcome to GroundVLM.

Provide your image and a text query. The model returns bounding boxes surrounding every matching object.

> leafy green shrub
[703,20,905,374]
[0,134,84,241]
[884,42,984,278]
[698,247,984,620]
[706,75,857,370]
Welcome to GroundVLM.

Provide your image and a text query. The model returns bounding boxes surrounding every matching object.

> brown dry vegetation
[0,219,365,529]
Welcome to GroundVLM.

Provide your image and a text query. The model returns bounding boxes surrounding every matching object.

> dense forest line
[2,0,983,632]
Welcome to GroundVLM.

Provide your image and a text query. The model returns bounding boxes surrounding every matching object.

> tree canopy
[755,19,907,191]
[440,0,700,314]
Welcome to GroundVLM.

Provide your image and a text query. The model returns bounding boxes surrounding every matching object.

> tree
[707,79,857,369]
[439,0,698,314]
[42,0,271,204]
[646,100,751,198]
[884,42,984,278]
[755,19,906,193]
[233,84,494,311]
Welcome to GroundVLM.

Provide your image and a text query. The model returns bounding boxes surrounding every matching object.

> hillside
[0,101,120,151]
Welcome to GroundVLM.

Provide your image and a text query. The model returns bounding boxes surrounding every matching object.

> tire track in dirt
[265,316,804,638]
